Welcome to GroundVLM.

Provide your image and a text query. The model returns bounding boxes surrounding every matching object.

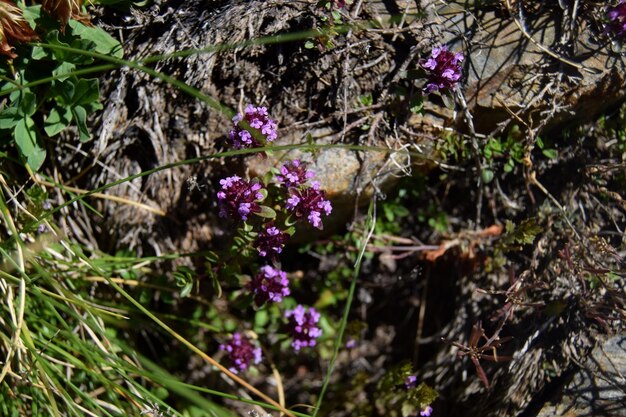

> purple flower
[345,337,357,349]
[276,160,315,188]
[405,374,418,389]
[422,46,464,93]
[228,104,278,149]
[247,265,290,305]
[607,1,626,38]
[216,176,265,221]
[285,183,332,229]
[420,406,433,417]
[285,305,322,351]
[253,223,290,258]
[219,332,262,374]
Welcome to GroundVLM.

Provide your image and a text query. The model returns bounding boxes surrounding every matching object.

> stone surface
[414,1,626,134]
[537,335,626,417]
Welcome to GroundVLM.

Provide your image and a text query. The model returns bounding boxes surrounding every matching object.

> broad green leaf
[255,205,276,219]
[73,78,100,106]
[0,108,21,129]
[22,5,41,29]
[52,79,76,106]
[14,117,46,170]
[44,106,73,136]
[19,91,37,116]
[69,38,96,64]
[47,30,92,65]
[69,20,124,58]
[71,105,91,141]
[31,46,47,60]
[52,62,77,82]
[46,30,71,61]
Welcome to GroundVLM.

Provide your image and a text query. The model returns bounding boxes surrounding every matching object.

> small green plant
[0,2,122,170]
[375,362,437,417]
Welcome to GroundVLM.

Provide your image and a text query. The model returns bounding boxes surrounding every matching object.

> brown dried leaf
[41,0,91,32]
[0,0,39,58]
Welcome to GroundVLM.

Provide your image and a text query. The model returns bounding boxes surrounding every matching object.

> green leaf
[173,266,195,298]
[542,148,557,159]
[304,40,315,49]
[536,136,545,149]
[31,45,47,60]
[44,106,73,136]
[0,108,21,130]
[410,96,423,114]
[255,205,276,219]
[481,168,494,184]
[180,282,193,298]
[69,20,124,58]
[73,78,100,106]
[69,38,96,64]
[359,93,373,107]
[52,62,77,82]
[52,79,76,106]
[46,30,93,65]
[14,117,46,170]
[71,105,91,141]
[500,218,542,250]
[254,310,269,329]
[19,92,37,117]
[22,5,41,29]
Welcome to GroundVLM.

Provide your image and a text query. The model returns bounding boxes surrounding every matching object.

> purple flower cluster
[247,265,290,305]
[285,305,322,351]
[253,223,289,258]
[405,374,418,389]
[276,160,315,188]
[285,181,332,229]
[217,176,264,221]
[220,332,262,374]
[422,46,464,93]
[607,1,626,38]
[228,104,278,149]
[420,406,433,417]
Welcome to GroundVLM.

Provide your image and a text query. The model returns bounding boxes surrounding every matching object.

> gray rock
[537,335,626,417]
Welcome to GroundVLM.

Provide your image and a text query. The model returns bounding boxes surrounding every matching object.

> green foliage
[437,126,556,183]
[536,136,557,160]
[375,188,412,235]
[174,266,196,298]
[0,4,123,170]
[435,132,470,163]
[500,218,542,249]
[417,202,448,233]
[375,362,437,417]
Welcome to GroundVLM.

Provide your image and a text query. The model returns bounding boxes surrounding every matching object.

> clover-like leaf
[14,116,46,170]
